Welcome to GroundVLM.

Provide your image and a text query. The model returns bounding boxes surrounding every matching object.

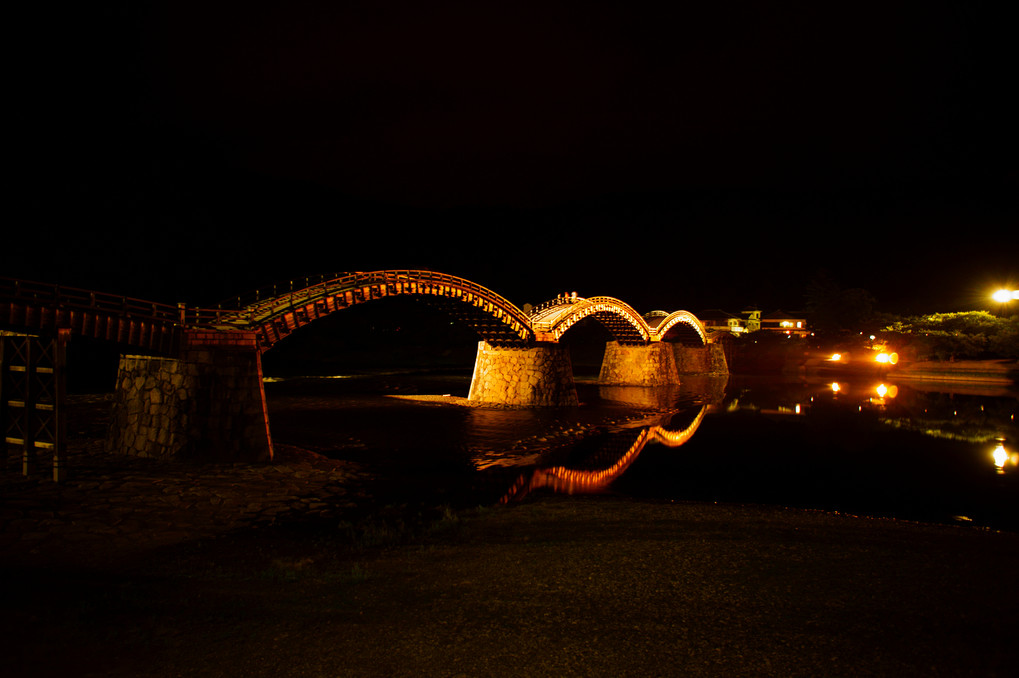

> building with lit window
[698,309,748,335]
[697,308,809,337]
[756,309,809,336]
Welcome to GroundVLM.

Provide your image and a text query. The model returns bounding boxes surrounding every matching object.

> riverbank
[3,400,1018,677]
[891,358,1018,385]
[799,357,1018,390]
[4,489,1018,677]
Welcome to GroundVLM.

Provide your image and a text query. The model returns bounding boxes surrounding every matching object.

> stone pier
[599,341,729,385]
[598,342,680,386]
[468,341,578,406]
[673,342,729,375]
[106,330,273,461]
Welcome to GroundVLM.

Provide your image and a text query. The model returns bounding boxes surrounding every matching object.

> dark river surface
[264,370,1019,532]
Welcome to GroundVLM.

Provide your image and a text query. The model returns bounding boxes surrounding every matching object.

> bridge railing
[0,277,254,331]
[0,277,183,324]
[212,272,359,311]
[212,270,530,322]
[2,270,536,333]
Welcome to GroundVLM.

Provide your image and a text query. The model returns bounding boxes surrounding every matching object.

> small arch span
[530,296,650,344]
[649,310,708,347]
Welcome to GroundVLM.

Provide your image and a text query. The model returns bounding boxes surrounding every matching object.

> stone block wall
[673,343,729,375]
[598,342,680,385]
[106,355,189,459]
[468,341,578,406]
[107,332,273,461]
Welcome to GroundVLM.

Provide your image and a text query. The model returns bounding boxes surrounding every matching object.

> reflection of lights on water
[992,440,1017,474]
[831,382,841,393]
[875,384,898,398]
[830,353,842,362]
[993,444,1008,469]
[263,375,355,383]
[870,384,899,406]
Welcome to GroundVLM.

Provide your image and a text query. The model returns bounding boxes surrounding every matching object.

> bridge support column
[468,341,578,407]
[672,342,729,376]
[107,330,273,461]
[598,341,681,385]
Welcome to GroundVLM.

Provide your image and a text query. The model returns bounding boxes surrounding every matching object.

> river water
[264,371,1019,532]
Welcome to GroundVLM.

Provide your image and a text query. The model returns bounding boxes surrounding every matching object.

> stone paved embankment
[0,438,368,569]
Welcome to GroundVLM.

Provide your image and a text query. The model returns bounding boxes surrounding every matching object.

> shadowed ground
[4,491,1018,678]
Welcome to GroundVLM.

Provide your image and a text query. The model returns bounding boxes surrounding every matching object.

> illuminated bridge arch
[648,310,708,347]
[212,270,534,353]
[529,296,650,344]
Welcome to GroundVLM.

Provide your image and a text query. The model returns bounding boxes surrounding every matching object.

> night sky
[8,1,1016,316]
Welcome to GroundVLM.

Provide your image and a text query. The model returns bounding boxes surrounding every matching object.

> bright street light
[992,289,1019,304]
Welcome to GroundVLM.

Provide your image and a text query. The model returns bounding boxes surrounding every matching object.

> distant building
[757,309,809,337]
[696,308,809,337]
[698,309,747,335]
[742,308,761,332]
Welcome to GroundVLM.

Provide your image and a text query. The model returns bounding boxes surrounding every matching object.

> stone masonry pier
[468,340,579,407]
[106,330,273,461]
[598,342,679,386]
[598,341,729,386]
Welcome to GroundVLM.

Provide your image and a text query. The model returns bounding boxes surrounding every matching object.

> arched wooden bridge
[2,270,726,468]
[1,270,714,353]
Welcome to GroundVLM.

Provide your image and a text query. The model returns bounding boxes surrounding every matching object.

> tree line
[803,272,1019,361]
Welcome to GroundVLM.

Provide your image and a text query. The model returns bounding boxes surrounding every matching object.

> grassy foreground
[5,494,1019,677]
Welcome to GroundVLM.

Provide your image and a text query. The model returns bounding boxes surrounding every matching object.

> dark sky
[8,1,1017,316]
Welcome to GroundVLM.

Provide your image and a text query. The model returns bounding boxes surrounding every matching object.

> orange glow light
[994,443,1008,469]
[875,384,898,398]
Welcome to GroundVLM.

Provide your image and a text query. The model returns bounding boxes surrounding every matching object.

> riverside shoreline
[3,395,1018,677]
[800,356,1018,385]
[891,358,1018,384]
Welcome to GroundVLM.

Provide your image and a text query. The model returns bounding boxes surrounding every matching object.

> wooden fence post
[52,329,69,482]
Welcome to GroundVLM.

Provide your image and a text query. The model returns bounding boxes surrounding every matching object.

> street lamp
[992,289,1017,304]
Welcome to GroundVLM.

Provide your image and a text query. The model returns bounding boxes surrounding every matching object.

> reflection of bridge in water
[500,405,708,503]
